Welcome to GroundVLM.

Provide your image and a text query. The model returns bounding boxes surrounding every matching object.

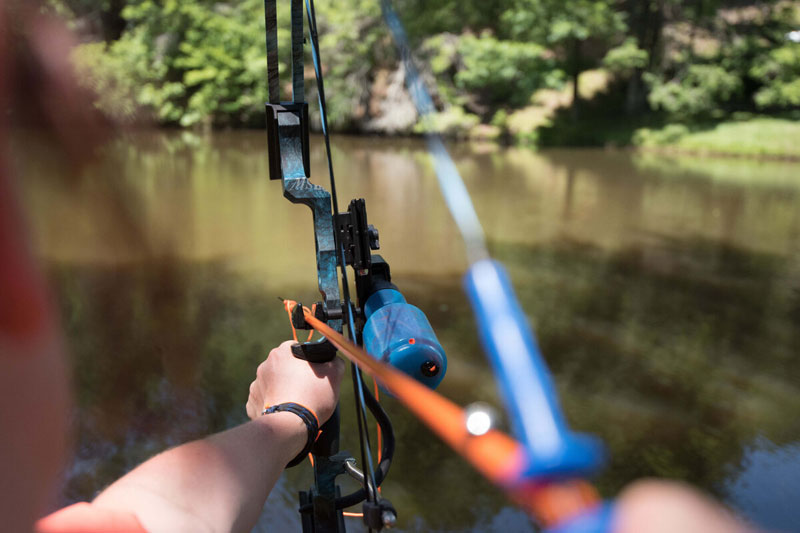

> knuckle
[334,357,345,376]
[279,340,297,355]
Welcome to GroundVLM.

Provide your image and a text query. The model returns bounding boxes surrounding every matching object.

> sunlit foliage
[51,0,800,136]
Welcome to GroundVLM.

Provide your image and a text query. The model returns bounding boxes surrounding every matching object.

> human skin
[0,6,71,531]
[0,4,757,533]
[91,342,345,533]
[0,191,71,533]
[614,479,753,533]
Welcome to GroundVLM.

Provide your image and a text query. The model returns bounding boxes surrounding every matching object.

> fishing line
[299,303,602,528]
[379,0,490,266]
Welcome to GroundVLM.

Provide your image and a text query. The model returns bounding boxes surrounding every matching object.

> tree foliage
[751,44,800,108]
[69,0,272,127]
[642,1,800,119]
[646,65,743,118]
[53,0,800,132]
[603,38,649,75]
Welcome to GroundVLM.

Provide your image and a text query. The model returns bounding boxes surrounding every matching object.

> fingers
[246,340,345,422]
[262,340,295,362]
[329,356,345,383]
[275,340,297,358]
[615,480,751,533]
[247,340,295,418]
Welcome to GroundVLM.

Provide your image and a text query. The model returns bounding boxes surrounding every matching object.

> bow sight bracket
[334,198,380,274]
[335,199,396,309]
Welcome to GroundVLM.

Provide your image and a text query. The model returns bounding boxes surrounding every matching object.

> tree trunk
[570,39,582,122]
[625,69,645,115]
[100,0,126,43]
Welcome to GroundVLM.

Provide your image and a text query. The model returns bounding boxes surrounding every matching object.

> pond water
[18,130,800,532]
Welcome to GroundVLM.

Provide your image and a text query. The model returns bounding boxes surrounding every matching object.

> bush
[751,44,800,109]
[603,38,649,75]
[311,0,387,130]
[646,65,742,119]
[71,41,144,123]
[413,105,480,138]
[71,0,272,127]
[454,33,557,108]
[633,124,690,146]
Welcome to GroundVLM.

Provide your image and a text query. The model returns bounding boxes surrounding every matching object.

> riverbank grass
[635,117,800,159]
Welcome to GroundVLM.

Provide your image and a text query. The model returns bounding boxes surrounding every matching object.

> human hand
[246,340,345,424]
[613,479,753,533]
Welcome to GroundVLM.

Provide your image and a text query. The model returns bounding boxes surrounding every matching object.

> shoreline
[106,117,800,163]
[630,144,800,163]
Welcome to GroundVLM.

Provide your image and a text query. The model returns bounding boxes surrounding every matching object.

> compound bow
[263,1,614,532]
[263,1,447,531]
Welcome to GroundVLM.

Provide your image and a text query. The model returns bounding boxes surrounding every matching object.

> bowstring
[304,0,381,517]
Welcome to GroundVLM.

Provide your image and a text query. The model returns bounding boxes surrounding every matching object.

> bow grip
[289,341,340,459]
[463,259,604,479]
[291,338,338,363]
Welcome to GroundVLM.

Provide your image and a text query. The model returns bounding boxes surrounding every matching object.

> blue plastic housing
[463,259,605,479]
[362,289,447,389]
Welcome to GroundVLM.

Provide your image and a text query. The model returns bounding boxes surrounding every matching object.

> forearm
[93,412,306,533]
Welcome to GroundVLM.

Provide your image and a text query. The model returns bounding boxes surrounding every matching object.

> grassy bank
[634,117,800,159]
[503,73,800,160]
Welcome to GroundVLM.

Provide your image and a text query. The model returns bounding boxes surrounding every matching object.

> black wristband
[261,402,320,468]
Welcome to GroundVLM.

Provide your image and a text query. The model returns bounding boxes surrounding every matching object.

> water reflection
[16,131,800,531]
[725,437,800,532]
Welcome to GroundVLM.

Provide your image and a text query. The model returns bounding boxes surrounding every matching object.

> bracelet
[261,402,320,468]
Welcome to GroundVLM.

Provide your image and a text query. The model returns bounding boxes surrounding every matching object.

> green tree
[643,0,799,119]
[72,0,272,127]
[502,0,627,119]
[393,0,516,42]
[751,43,800,109]
[645,64,743,118]
[311,0,387,130]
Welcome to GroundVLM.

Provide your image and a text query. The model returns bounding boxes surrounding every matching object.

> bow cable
[303,0,382,515]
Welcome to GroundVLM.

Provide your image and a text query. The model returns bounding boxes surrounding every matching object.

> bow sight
[263,0,447,531]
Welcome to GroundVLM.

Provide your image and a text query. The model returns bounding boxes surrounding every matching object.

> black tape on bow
[264,0,310,181]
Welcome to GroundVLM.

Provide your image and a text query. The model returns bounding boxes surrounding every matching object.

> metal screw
[368,225,380,250]
[382,510,397,528]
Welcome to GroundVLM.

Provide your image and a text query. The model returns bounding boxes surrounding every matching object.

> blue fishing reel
[362,285,447,390]
[289,198,447,390]
[348,198,446,390]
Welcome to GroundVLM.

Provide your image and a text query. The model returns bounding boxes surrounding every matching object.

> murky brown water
[17,130,800,532]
